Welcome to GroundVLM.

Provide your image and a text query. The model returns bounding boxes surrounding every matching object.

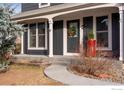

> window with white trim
[29,24,36,48]
[39,3,50,8]
[38,22,45,48]
[29,22,47,49]
[96,15,109,48]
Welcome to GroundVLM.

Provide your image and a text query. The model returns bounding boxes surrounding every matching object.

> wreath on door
[68,25,76,37]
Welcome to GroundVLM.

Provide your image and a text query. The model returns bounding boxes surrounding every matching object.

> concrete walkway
[44,62,122,85]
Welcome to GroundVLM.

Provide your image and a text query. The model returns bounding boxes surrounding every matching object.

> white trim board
[27,21,48,50]
[39,3,50,8]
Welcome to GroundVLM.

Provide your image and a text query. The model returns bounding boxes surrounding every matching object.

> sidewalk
[44,64,122,85]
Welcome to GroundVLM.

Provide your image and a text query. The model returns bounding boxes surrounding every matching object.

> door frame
[63,19,81,56]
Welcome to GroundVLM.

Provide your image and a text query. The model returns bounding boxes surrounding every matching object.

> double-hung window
[29,24,36,48]
[28,22,47,50]
[38,23,46,48]
[96,15,111,49]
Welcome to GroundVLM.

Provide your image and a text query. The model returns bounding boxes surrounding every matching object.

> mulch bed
[68,60,124,84]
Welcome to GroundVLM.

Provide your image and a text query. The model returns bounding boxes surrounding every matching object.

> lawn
[0,64,62,85]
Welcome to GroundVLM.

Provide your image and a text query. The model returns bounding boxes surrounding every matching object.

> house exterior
[12,3,124,61]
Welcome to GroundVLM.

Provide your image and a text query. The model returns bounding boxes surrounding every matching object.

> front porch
[12,3,124,61]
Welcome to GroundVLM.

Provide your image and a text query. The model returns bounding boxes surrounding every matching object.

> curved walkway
[44,63,121,85]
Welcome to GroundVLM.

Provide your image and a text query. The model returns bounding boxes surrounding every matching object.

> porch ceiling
[12,3,119,23]
[15,18,48,24]
[53,7,119,20]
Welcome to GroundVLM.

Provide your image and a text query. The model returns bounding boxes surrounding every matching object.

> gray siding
[50,3,63,6]
[21,3,63,12]
[53,20,63,55]
[112,13,120,57]
[22,3,38,12]
[83,16,93,49]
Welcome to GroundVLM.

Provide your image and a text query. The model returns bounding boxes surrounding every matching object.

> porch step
[47,56,79,65]
[11,55,50,66]
[11,55,79,66]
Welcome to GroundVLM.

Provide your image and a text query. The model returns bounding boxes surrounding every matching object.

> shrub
[70,44,117,79]
[0,7,24,71]
[71,58,113,77]
[14,44,21,54]
[88,31,94,40]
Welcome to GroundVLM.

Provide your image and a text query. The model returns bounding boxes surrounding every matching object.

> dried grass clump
[70,44,118,79]
[71,57,115,78]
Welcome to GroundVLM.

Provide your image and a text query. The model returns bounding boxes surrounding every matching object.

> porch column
[21,31,24,54]
[48,18,53,57]
[119,8,124,61]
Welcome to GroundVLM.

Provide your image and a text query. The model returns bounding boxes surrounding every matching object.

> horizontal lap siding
[27,50,48,55]
[112,13,120,57]
[21,3,39,12]
[53,20,63,55]
[21,3,63,12]
[50,3,63,6]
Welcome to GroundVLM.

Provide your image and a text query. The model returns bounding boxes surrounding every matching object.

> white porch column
[119,7,124,61]
[21,31,24,54]
[48,18,53,57]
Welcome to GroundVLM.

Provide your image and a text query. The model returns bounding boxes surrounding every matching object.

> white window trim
[94,14,112,51]
[39,3,50,8]
[28,21,47,50]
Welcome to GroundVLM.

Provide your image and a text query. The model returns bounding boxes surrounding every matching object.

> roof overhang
[11,3,120,23]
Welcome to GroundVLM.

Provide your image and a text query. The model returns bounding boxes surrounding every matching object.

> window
[28,22,47,50]
[29,24,36,48]
[39,3,50,8]
[96,16,109,48]
[38,23,45,47]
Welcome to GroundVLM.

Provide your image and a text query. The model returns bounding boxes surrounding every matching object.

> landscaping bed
[0,62,62,85]
[68,57,124,84]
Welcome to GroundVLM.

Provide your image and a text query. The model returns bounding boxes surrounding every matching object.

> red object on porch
[87,39,96,57]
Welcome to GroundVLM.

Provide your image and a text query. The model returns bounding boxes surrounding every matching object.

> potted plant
[87,31,96,57]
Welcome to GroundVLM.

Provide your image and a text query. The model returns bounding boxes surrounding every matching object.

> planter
[87,39,96,57]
